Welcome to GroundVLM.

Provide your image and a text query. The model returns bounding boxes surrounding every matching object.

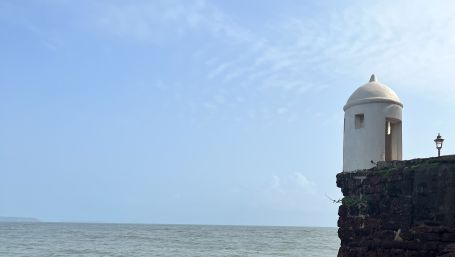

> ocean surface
[0,223,340,257]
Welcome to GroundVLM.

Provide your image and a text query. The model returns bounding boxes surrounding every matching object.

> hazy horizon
[0,216,338,228]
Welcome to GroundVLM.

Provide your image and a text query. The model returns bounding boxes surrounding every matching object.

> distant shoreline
[0,217,40,223]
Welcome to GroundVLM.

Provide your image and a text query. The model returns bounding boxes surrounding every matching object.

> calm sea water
[0,223,339,257]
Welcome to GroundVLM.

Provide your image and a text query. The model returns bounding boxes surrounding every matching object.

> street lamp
[434,133,444,157]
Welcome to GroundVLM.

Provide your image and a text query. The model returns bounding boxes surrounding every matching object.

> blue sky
[1,0,455,227]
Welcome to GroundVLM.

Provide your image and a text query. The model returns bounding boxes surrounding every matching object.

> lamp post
[434,133,444,157]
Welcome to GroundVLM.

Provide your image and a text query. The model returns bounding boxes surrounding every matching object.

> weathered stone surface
[337,155,455,257]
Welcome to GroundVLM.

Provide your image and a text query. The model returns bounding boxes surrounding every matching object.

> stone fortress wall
[337,156,455,257]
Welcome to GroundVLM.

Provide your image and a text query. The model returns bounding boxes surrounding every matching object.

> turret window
[355,114,364,129]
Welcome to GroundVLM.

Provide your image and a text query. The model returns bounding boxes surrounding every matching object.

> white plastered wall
[343,102,402,172]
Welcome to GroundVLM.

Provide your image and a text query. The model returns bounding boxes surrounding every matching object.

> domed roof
[344,74,403,111]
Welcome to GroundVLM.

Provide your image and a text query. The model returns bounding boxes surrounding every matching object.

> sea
[0,223,340,257]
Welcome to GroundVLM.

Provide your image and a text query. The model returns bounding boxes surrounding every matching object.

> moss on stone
[342,196,369,207]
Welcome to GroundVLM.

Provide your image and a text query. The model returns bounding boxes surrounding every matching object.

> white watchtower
[343,74,403,172]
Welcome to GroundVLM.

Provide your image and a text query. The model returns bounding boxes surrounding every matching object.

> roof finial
[369,74,377,82]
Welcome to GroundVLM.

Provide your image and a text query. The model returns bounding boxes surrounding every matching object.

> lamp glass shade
[434,134,444,149]
[436,140,443,149]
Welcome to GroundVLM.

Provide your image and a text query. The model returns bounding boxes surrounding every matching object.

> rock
[337,156,455,257]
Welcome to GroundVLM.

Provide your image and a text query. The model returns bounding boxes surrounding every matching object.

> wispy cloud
[250,0,455,97]
[95,0,250,43]
[91,0,455,119]
[200,0,455,99]
[268,172,317,195]
[259,172,318,212]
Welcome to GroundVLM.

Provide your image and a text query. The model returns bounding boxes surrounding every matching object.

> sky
[1,0,455,227]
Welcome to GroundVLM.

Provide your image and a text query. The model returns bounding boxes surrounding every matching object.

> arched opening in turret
[385,118,402,161]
